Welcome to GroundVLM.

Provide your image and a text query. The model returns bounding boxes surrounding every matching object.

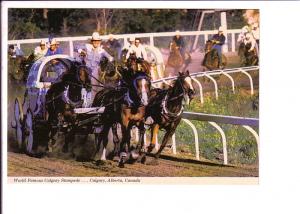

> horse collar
[161,94,184,120]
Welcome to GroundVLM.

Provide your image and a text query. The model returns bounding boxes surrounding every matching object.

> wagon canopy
[26,54,75,89]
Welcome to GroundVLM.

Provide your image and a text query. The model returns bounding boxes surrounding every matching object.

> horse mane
[169,76,184,96]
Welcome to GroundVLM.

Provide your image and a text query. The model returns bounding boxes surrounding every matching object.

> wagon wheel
[24,108,34,154]
[13,98,24,150]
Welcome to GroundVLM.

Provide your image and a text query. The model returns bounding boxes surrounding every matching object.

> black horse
[45,62,92,152]
[141,70,195,164]
[92,55,152,167]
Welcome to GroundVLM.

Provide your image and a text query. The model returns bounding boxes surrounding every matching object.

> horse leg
[100,124,111,162]
[112,123,121,162]
[93,125,106,164]
[62,129,74,153]
[131,123,145,161]
[118,119,132,168]
[141,123,159,164]
[152,121,179,165]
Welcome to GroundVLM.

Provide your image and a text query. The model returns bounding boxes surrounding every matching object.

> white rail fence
[152,66,259,102]
[164,112,259,165]
[8,29,242,56]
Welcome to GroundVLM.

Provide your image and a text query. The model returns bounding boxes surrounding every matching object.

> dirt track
[8,151,258,177]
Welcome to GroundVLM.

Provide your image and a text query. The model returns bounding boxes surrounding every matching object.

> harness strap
[161,94,184,122]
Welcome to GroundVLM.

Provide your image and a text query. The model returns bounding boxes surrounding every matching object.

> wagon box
[13,54,106,156]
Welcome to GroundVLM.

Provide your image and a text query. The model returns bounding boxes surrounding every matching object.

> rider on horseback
[171,30,185,59]
[211,26,226,69]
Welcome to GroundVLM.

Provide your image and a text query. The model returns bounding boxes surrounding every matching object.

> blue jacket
[212,34,226,46]
[45,47,63,56]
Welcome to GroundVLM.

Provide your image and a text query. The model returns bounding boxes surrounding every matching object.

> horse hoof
[95,160,106,166]
[62,146,68,153]
[118,161,125,168]
[141,155,146,164]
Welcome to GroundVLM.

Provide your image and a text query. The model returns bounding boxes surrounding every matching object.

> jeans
[212,45,222,65]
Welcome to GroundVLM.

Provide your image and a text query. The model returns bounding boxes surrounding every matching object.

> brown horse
[141,70,195,164]
[167,42,191,74]
[238,42,259,66]
[98,56,122,87]
[92,54,152,167]
[202,40,227,71]
[8,53,35,82]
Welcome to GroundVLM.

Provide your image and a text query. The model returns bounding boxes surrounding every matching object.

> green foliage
[8,9,247,40]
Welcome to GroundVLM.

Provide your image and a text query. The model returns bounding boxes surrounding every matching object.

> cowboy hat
[91,32,101,41]
[50,39,58,46]
[129,36,135,42]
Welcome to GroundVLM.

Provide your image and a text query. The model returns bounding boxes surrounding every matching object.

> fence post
[220,11,228,53]
[182,119,200,160]
[150,35,154,46]
[231,33,236,52]
[69,40,74,57]
[208,122,228,165]
[172,134,177,155]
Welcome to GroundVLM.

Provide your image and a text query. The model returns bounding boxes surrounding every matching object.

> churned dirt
[7,151,258,177]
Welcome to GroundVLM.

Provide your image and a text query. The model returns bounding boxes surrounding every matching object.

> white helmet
[218,26,225,32]
[129,36,135,42]
[91,32,101,41]
[108,34,114,39]
[40,40,46,45]
[175,30,180,35]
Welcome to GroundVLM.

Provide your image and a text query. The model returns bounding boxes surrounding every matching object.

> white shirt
[78,44,113,70]
[126,44,148,61]
[34,46,48,60]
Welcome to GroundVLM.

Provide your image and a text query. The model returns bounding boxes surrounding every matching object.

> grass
[157,87,259,165]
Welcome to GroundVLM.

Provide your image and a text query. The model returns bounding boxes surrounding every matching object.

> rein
[160,77,188,120]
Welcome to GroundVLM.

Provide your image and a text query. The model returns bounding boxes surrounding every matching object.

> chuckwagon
[12,54,106,156]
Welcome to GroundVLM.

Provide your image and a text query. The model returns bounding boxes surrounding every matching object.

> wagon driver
[77,32,114,99]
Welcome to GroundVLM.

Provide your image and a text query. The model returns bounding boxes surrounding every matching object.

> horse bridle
[161,75,194,119]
